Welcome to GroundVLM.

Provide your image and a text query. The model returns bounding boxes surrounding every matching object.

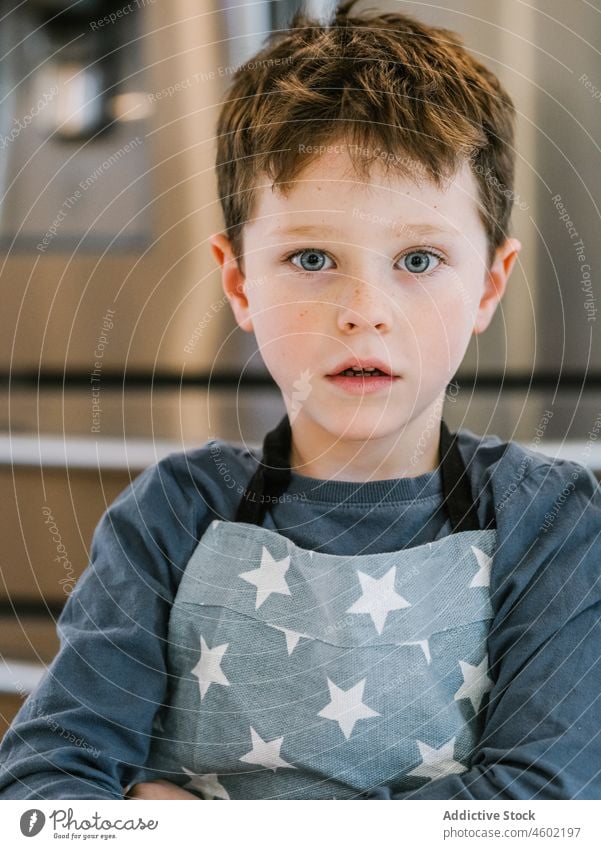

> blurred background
[0,0,600,733]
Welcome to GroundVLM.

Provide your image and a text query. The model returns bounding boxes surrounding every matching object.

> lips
[327,358,397,377]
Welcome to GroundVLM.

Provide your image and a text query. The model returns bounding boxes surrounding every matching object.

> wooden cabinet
[0,463,139,741]
[0,465,133,604]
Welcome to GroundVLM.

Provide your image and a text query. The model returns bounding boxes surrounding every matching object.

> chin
[320,413,404,443]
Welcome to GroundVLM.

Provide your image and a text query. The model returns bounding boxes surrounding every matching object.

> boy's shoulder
[105,437,260,528]
[160,436,261,507]
[166,435,260,475]
[455,425,552,473]
[455,425,601,522]
[456,424,597,477]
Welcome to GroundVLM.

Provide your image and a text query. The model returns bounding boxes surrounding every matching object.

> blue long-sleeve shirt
[1,427,601,799]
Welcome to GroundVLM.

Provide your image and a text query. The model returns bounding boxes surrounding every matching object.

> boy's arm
[365,460,601,800]
[0,455,205,800]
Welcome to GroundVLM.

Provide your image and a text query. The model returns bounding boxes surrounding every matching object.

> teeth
[339,367,386,376]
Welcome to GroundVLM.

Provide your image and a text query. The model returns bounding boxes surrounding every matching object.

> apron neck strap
[439,417,482,533]
[234,415,292,525]
[235,414,483,532]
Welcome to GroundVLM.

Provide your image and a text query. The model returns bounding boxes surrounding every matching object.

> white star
[470,546,492,587]
[182,767,230,800]
[346,567,411,634]
[239,546,292,609]
[239,727,296,772]
[454,655,493,714]
[407,738,468,781]
[191,636,230,701]
[401,639,432,664]
[268,624,310,655]
[318,677,380,740]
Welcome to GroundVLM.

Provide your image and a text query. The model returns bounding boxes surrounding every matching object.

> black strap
[235,415,484,532]
[439,418,482,533]
[235,415,292,525]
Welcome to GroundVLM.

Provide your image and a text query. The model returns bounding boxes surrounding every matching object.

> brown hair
[215,0,516,270]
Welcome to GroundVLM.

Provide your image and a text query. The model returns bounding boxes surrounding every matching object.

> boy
[1,0,600,800]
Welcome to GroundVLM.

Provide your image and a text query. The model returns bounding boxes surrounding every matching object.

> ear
[209,233,253,332]
[473,237,522,335]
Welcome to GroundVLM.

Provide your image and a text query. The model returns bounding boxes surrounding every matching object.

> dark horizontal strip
[0,371,279,388]
[0,370,600,389]
[0,601,65,619]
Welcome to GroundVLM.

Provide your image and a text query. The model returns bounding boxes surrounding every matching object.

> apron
[142,415,497,799]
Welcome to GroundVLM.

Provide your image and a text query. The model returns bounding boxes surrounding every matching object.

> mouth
[325,359,400,394]
[326,358,399,378]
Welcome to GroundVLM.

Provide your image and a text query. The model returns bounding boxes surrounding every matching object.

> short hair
[215,0,516,270]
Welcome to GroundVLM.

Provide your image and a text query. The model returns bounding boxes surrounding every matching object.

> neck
[289,400,444,482]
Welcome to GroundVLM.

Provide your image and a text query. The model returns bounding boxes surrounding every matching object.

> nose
[336,281,392,333]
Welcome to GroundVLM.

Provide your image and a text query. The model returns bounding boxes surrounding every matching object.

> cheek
[403,285,473,363]
[250,302,322,373]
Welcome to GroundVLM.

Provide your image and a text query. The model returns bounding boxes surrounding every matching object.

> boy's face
[211,146,520,450]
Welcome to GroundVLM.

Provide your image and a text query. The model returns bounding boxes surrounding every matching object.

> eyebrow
[266,223,460,239]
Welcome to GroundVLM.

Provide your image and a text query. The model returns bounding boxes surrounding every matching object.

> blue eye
[284,247,445,275]
[289,249,334,273]
[399,250,443,274]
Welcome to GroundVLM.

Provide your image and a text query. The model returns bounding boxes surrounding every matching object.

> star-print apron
[142,415,497,799]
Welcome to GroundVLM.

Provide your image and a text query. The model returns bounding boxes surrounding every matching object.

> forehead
[249,148,482,236]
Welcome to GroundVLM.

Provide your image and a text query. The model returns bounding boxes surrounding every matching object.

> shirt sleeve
[364,458,601,800]
[0,455,207,800]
